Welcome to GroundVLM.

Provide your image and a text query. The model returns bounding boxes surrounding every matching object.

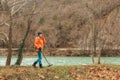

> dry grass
[0,65,119,80]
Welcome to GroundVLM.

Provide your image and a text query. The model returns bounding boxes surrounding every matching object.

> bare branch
[0,22,4,26]
[27,0,37,19]
[4,22,10,26]
[9,0,25,8]
[86,0,120,19]
[11,1,27,16]
[0,22,10,27]
[0,32,9,42]
[0,38,6,44]
[31,0,37,15]
[7,0,24,5]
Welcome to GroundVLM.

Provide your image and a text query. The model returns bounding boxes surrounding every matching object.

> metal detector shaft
[43,54,52,66]
[43,54,50,64]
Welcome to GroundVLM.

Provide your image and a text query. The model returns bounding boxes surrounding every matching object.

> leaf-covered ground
[0,65,120,80]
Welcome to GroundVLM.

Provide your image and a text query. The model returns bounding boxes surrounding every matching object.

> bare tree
[15,0,37,65]
[1,0,12,66]
[86,0,120,64]
[87,15,97,64]
[0,0,27,66]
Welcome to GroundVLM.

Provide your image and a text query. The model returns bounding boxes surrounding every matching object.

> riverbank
[0,65,120,80]
[0,48,120,57]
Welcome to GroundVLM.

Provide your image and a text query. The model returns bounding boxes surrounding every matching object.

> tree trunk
[93,25,97,57]
[97,49,102,64]
[6,19,12,66]
[15,0,36,65]
[91,22,97,64]
[91,55,94,64]
[15,18,32,65]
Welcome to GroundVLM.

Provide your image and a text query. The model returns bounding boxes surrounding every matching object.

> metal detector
[43,54,53,67]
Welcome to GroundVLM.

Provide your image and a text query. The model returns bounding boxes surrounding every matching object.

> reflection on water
[0,56,120,66]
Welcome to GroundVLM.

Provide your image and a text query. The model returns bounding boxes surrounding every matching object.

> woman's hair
[37,32,42,36]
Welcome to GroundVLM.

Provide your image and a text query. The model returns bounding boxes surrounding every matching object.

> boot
[39,64,43,68]
[32,62,37,68]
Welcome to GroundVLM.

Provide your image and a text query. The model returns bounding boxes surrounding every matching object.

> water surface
[0,56,120,66]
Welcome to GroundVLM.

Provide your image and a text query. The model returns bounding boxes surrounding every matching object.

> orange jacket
[34,36,46,49]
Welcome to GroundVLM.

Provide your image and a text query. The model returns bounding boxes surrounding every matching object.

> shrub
[57,23,62,30]
[38,17,45,25]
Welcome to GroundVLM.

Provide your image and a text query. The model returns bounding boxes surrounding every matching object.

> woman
[32,32,46,68]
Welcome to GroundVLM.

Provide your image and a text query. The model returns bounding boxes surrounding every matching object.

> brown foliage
[0,0,120,56]
[70,65,120,80]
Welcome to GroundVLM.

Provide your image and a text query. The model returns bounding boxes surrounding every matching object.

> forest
[0,0,120,56]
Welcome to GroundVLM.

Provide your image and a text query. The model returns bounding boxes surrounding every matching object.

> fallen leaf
[54,76,59,79]
[0,76,5,80]
[38,73,45,79]
[6,74,13,79]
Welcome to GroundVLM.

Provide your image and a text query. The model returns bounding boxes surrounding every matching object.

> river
[0,56,120,66]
